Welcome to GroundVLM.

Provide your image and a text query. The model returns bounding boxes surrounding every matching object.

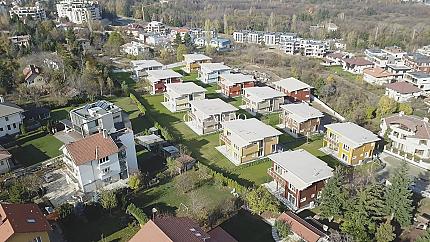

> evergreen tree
[375,220,395,242]
[318,169,348,220]
[184,33,192,47]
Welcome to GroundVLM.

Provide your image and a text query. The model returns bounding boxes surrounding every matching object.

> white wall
[0,112,23,137]
[116,130,138,175]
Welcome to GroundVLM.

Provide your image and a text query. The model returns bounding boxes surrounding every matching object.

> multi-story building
[0,203,52,242]
[120,41,150,56]
[163,82,206,112]
[385,82,421,103]
[417,45,430,57]
[273,78,313,103]
[198,63,231,84]
[279,103,324,138]
[403,52,430,73]
[144,21,166,34]
[342,57,374,74]
[9,2,46,21]
[218,73,256,97]
[56,0,101,24]
[385,64,411,80]
[69,100,127,136]
[323,122,380,166]
[403,71,430,92]
[183,53,212,73]
[280,39,301,55]
[363,67,396,85]
[8,35,31,47]
[62,130,138,193]
[146,69,183,94]
[267,149,333,210]
[186,98,238,135]
[300,40,328,58]
[131,60,163,80]
[382,46,407,61]
[233,30,297,46]
[381,113,430,161]
[242,86,285,114]
[218,118,282,165]
[0,98,24,138]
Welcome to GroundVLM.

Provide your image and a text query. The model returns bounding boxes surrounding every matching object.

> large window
[98,156,109,164]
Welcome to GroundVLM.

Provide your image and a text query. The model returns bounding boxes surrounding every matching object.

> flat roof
[280,103,324,123]
[407,71,430,79]
[274,78,312,92]
[199,63,231,73]
[183,53,212,63]
[386,64,411,70]
[190,98,238,119]
[71,100,121,119]
[243,86,285,102]
[219,73,256,86]
[147,69,182,82]
[166,82,206,96]
[325,122,380,148]
[131,59,163,68]
[269,149,333,190]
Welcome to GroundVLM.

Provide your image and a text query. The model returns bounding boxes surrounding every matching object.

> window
[0,127,3,131]
[342,144,350,151]
[12,123,16,129]
[7,125,10,130]
[289,183,296,192]
[364,152,369,158]
[5,117,8,121]
[102,167,110,174]
[33,237,42,242]
[98,157,109,164]
[300,197,306,203]
[419,140,427,145]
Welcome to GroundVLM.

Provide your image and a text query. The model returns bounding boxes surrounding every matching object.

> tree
[126,203,149,225]
[176,44,187,61]
[318,169,348,220]
[398,103,413,115]
[8,182,28,203]
[375,220,395,242]
[99,190,118,214]
[104,32,125,54]
[166,156,181,176]
[376,96,397,118]
[58,203,74,220]
[274,220,291,239]
[128,173,142,190]
[20,123,27,135]
[106,77,114,95]
[416,228,430,242]
[174,33,182,45]
[183,33,192,47]
[383,162,413,228]
[121,81,129,96]
[245,186,280,215]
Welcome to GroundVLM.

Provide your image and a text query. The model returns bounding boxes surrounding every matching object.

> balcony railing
[220,133,231,145]
[267,168,286,187]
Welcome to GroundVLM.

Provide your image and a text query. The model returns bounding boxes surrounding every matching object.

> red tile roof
[343,57,373,66]
[65,132,118,166]
[277,212,326,242]
[385,81,422,94]
[363,67,395,78]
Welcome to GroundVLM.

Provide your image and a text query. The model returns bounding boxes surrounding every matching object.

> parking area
[43,169,83,207]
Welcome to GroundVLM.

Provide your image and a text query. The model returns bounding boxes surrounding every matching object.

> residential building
[0,146,12,174]
[233,31,248,43]
[69,100,126,136]
[209,37,232,51]
[279,103,324,138]
[23,64,44,87]
[326,22,338,32]
[0,203,52,242]
[273,77,313,102]
[121,41,150,56]
[300,40,328,58]
[187,98,238,135]
[218,73,256,97]
[242,87,286,114]
[218,118,282,165]
[417,45,430,57]
[280,39,301,55]
[131,60,163,80]
[56,0,102,24]
[183,53,212,73]
[381,113,430,160]
[8,35,30,47]
[323,122,380,166]
[144,21,166,34]
[9,2,46,21]
[321,52,351,66]
[342,57,374,74]
[170,27,190,40]
[62,130,138,193]
[385,82,421,103]
[198,63,231,84]
[146,69,183,94]
[277,212,330,242]
[382,46,407,61]
[403,52,430,73]
[263,32,278,46]
[363,67,396,85]
[386,64,411,80]
[139,33,170,46]
[365,48,393,68]
[268,149,333,210]
[163,82,206,112]
[403,71,430,92]
[129,216,237,242]
[0,98,24,138]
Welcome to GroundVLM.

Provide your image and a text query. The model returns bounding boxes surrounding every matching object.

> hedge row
[199,163,248,195]
[129,92,146,115]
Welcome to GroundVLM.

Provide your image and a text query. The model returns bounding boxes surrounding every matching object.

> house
[170,27,190,40]
[129,216,237,242]
[342,57,374,74]
[62,130,138,193]
[209,37,232,51]
[363,67,396,85]
[0,203,52,242]
[23,64,44,86]
[417,45,430,57]
[0,98,24,138]
[140,33,170,46]
[198,63,231,84]
[56,0,101,24]
[172,154,196,174]
[280,39,301,55]
[146,69,183,94]
[218,73,256,97]
[9,2,46,21]
[277,212,330,242]
[186,98,238,135]
[386,64,411,80]
[69,100,127,136]
[8,35,31,47]
[268,149,333,210]
[121,41,150,56]
[218,118,282,165]
[323,122,380,166]
[403,52,430,73]
[365,48,394,68]
[242,87,286,114]
[131,60,163,80]
[300,40,328,58]
[382,46,407,61]
[144,21,166,34]
[385,82,421,103]
[279,103,324,138]
[321,52,351,66]
[403,71,430,92]
[381,113,430,161]
[273,78,313,103]
[163,82,206,112]
[0,146,12,174]
[183,53,212,73]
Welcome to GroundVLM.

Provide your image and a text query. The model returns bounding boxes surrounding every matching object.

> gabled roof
[190,98,238,119]
[147,69,183,82]
[219,73,255,86]
[363,67,395,78]
[383,113,430,139]
[243,86,285,102]
[325,122,380,148]
[199,63,231,73]
[0,101,24,118]
[277,212,327,242]
[165,82,206,97]
[385,82,421,94]
[183,53,212,63]
[269,149,333,190]
[273,78,312,92]
[65,132,119,166]
[343,57,374,66]
[280,103,324,123]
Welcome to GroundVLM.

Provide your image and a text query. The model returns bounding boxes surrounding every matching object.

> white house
[121,42,150,56]
[363,67,396,85]
[56,0,101,24]
[342,57,374,74]
[385,82,421,103]
[0,146,12,175]
[198,63,231,84]
[404,72,430,92]
[0,98,24,138]
[144,21,166,33]
[163,82,206,112]
[242,86,286,114]
[131,60,163,80]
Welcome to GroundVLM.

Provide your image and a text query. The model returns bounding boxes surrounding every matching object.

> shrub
[275,220,291,239]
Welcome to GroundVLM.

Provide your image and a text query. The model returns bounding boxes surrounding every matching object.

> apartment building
[0,98,24,138]
[146,69,183,94]
[183,53,212,73]
[233,30,297,46]
[273,78,313,103]
[218,118,282,165]
[218,73,256,97]
[267,149,333,210]
[403,52,430,73]
[385,82,421,103]
[198,63,231,84]
[323,122,380,166]
[279,103,324,138]
[56,0,101,24]
[242,87,286,114]
[403,71,430,92]
[163,82,206,112]
[9,3,46,21]
[365,48,394,68]
[280,39,301,55]
[187,98,238,135]
[300,40,328,58]
[144,21,166,33]
[131,60,163,79]
[385,64,411,80]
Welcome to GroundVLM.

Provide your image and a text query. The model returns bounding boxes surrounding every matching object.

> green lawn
[51,106,75,121]
[111,71,135,88]
[327,66,360,81]
[99,225,140,242]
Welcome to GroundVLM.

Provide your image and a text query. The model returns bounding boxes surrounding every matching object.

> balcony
[220,133,231,145]
[267,168,286,187]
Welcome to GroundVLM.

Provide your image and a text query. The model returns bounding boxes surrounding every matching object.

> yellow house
[218,118,282,165]
[0,203,52,242]
[323,122,380,166]
[183,53,212,73]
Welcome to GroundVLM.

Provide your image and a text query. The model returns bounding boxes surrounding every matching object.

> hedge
[199,163,248,195]
[130,92,146,115]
